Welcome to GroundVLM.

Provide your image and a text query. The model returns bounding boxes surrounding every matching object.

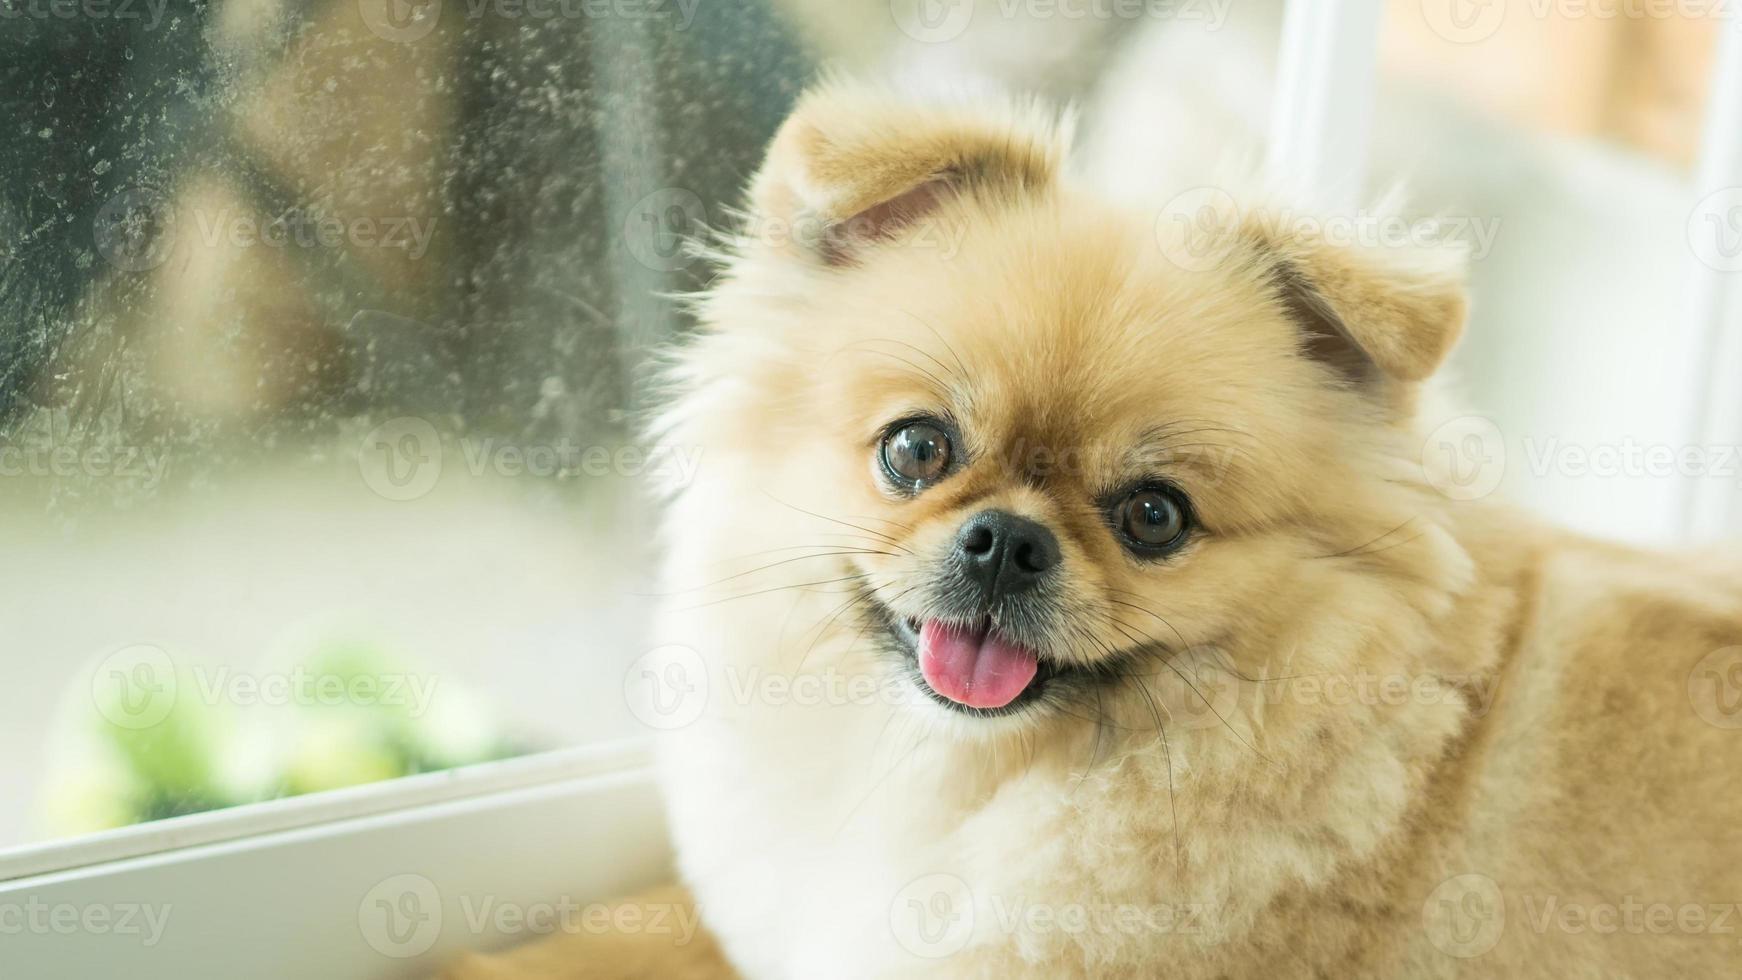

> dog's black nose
[954,510,1059,601]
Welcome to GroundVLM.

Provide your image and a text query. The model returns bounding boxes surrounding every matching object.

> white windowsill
[0,739,672,980]
[0,737,653,882]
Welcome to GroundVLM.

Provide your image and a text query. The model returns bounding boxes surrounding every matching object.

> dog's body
[648,516,1742,980]
[448,87,1742,979]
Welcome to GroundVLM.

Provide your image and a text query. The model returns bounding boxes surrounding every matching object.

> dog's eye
[880,418,952,489]
[1112,484,1191,555]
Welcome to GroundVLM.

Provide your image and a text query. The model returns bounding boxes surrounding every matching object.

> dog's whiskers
[760,491,913,553]
[1127,672,1185,877]
[659,548,902,597]
[1313,516,1422,560]
[672,573,874,613]
[792,583,914,674]
[1102,617,1274,765]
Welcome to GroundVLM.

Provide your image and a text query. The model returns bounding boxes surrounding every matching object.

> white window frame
[0,740,666,978]
[7,3,1741,976]
[1680,21,1742,542]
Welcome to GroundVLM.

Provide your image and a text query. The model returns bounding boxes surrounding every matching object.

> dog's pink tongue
[918,620,1039,709]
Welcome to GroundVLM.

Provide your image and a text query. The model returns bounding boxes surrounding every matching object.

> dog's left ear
[1240,210,1469,385]
[747,85,1066,264]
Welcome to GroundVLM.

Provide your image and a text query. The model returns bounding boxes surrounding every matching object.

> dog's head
[668,85,1473,739]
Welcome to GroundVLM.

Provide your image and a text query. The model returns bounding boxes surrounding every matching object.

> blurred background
[0,0,1733,848]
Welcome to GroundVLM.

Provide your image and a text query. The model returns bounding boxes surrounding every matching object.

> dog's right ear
[746,85,1067,265]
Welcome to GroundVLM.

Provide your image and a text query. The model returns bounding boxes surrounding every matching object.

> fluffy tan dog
[446,85,1742,979]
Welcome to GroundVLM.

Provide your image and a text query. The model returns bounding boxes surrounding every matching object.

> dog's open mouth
[918,618,1039,708]
[885,612,1065,714]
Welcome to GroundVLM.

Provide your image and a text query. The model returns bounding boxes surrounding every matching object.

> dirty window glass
[0,0,808,845]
